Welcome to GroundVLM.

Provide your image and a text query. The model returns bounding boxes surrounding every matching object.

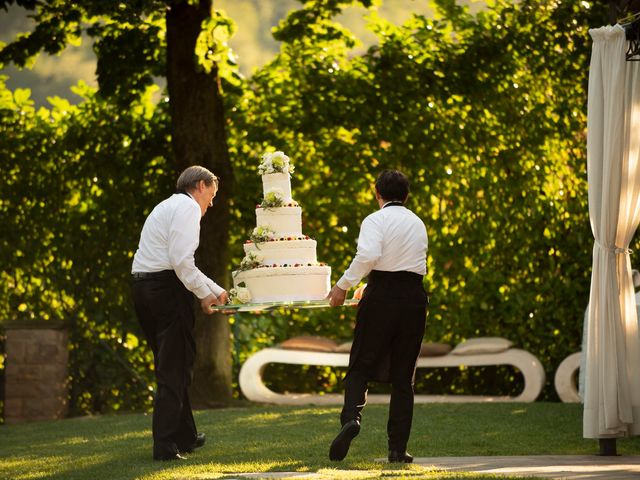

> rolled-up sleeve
[337,215,383,290]
[168,202,225,299]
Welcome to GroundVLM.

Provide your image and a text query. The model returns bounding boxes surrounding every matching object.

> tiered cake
[232,152,331,303]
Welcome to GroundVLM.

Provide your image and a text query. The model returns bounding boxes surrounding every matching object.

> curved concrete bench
[239,346,546,405]
[554,352,581,403]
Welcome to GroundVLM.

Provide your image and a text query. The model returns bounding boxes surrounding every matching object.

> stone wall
[3,321,69,423]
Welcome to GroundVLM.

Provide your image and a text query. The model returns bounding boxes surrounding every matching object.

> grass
[1,402,638,480]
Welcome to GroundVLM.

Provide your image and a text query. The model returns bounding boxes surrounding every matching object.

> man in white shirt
[132,165,228,461]
[327,170,428,464]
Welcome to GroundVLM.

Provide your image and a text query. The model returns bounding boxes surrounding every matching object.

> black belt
[368,269,423,285]
[132,270,175,280]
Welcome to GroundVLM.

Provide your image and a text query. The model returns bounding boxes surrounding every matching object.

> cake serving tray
[210,298,359,314]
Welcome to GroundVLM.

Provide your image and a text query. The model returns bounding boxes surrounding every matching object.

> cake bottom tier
[233,265,331,303]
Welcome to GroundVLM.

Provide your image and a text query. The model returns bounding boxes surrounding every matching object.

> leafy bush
[0,0,621,414]
[225,0,611,399]
[0,79,172,413]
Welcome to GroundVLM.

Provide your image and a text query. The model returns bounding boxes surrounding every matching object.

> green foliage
[0,0,622,413]
[90,15,166,106]
[0,76,172,413]
[1,0,241,412]
[195,9,236,74]
[0,0,167,105]
[273,0,374,45]
[225,0,611,399]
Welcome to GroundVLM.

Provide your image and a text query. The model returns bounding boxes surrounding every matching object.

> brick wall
[3,322,69,423]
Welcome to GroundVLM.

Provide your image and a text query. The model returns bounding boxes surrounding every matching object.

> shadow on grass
[1,408,341,480]
[2,403,640,480]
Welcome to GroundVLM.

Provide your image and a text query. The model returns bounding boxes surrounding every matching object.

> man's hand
[327,284,347,307]
[217,290,229,305]
[200,293,219,314]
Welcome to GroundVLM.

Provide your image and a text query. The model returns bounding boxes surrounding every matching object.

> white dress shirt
[336,203,428,291]
[132,193,225,299]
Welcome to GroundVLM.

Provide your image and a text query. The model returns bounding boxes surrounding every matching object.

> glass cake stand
[210,298,359,314]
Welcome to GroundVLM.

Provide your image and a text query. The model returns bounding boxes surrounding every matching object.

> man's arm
[168,202,226,306]
[328,215,383,306]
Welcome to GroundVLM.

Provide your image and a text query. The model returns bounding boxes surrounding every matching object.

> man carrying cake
[131,165,228,461]
[327,170,428,464]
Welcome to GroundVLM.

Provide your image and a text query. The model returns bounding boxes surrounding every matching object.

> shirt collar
[177,190,197,203]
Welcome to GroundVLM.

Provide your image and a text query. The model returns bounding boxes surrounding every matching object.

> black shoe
[329,419,361,461]
[193,432,206,449]
[153,442,187,461]
[153,452,187,461]
[181,433,206,453]
[388,450,413,463]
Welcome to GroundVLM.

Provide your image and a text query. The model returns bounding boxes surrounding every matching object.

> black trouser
[132,270,198,457]
[340,270,427,453]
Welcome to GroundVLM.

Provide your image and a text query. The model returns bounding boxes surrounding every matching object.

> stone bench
[554,352,581,403]
[239,336,546,405]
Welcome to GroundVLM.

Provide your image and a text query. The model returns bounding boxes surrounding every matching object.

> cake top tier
[259,151,295,202]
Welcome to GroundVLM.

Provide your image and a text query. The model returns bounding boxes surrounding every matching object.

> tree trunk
[166,0,234,407]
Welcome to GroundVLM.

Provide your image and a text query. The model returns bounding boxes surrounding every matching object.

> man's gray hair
[176,165,219,192]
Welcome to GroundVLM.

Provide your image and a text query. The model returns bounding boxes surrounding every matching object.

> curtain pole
[596,5,622,454]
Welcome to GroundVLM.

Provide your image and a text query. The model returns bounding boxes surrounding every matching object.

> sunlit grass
[1,403,639,480]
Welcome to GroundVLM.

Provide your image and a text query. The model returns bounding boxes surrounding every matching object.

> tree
[2,0,619,405]
[0,0,236,406]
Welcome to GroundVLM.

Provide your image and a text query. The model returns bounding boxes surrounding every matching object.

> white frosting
[262,173,292,202]
[244,239,317,265]
[233,266,331,303]
[256,207,302,237]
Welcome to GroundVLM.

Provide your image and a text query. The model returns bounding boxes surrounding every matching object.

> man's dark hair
[375,170,410,202]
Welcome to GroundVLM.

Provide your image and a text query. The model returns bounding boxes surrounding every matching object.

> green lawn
[1,402,638,480]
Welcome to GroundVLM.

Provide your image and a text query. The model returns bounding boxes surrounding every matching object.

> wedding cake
[231,151,331,303]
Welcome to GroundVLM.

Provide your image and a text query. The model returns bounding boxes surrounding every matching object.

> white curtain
[585,24,640,439]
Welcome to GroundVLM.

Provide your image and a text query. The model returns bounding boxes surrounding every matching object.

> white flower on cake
[238,251,264,271]
[260,188,285,208]
[258,151,295,175]
[229,282,252,304]
[250,225,275,243]
[235,286,252,303]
